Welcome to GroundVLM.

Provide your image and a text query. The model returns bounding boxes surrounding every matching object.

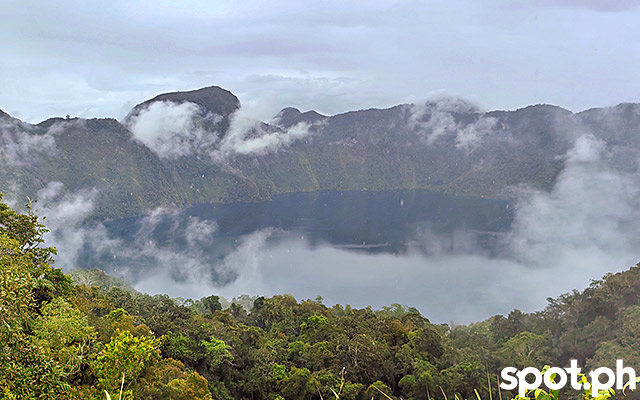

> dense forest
[2,193,640,400]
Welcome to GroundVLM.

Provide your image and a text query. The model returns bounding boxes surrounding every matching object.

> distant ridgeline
[2,85,640,219]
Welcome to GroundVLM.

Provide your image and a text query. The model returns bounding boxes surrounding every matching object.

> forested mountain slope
[2,86,639,219]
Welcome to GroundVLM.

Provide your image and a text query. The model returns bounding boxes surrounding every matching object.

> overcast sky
[1,0,640,123]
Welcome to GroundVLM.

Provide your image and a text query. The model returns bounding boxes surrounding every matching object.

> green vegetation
[1,96,584,220]
[2,194,640,399]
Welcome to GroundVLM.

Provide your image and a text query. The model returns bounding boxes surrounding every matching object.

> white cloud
[213,106,314,159]
[34,182,98,268]
[225,122,312,156]
[185,216,218,247]
[455,116,498,150]
[0,119,57,165]
[203,240,608,324]
[509,134,640,267]
[127,101,221,158]
[566,133,604,162]
[408,99,465,144]
[407,97,498,148]
[31,188,235,291]
[136,229,274,299]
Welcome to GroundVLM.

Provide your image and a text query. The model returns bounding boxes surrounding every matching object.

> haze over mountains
[2,85,639,220]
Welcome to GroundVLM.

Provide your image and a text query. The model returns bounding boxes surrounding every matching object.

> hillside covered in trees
[3,85,640,220]
[2,194,640,399]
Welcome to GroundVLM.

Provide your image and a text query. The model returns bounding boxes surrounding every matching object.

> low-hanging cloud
[213,106,314,159]
[408,97,476,145]
[206,241,613,324]
[34,182,98,268]
[407,97,499,149]
[31,183,266,293]
[0,120,68,205]
[127,101,221,159]
[126,100,315,161]
[0,119,57,165]
[509,134,640,267]
[135,229,274,300]
[455,116,499,150]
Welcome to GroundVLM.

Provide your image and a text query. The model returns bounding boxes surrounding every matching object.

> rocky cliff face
[1,85,638,219]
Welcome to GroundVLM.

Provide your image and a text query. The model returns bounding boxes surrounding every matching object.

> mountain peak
[274,107,327,128]
[0,109,15,122]
[277,107,301,116]
[125,85,241,122]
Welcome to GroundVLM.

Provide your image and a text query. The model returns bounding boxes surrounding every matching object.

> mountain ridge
[124,85,241,121]
[1,86,639,220]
